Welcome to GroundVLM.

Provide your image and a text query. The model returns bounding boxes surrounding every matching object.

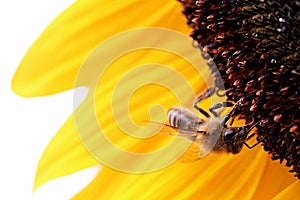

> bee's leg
[245,120,261,135]
[193,87,215,118]
[193,105,210,118]
[209,101,234,117]
[220,98,245,126]
[243,120,263,149]
[244,136,265,149]
[216,88,226,97]
[246,132,256,140]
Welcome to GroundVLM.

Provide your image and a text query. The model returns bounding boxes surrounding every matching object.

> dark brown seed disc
[178,0,300,179]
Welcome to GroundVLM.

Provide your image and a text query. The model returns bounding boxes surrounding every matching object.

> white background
[0,1,99,199]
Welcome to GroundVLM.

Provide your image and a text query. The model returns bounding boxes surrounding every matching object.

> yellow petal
[273,182,300,200]
[34,114,98,190]
[252,158,298,199]
[72,28,297,199]
[33,1,211,189]
[11,0,190,97]
[35,29,211,185]
[17,0,299,199]
[73,147,298,199]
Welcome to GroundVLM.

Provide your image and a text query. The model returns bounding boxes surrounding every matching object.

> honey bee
[166,87,262,159]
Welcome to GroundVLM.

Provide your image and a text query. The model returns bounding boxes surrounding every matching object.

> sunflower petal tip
[11,75,29,97]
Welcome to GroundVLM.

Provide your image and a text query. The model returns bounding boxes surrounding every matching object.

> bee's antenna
[221,114,230,127]
[220,98,244,127]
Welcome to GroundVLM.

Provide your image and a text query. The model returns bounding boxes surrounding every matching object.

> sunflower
[12,0,299,199]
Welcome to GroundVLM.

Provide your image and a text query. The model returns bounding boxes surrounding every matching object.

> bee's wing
[145,121,207,162]
[177,141,201,162]
[161,124,214,162]
[148,122,206,138]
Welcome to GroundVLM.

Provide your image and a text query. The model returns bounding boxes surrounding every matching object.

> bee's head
[224,126,248,154]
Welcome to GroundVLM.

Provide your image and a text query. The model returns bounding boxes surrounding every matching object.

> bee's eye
[224,129,234,142]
